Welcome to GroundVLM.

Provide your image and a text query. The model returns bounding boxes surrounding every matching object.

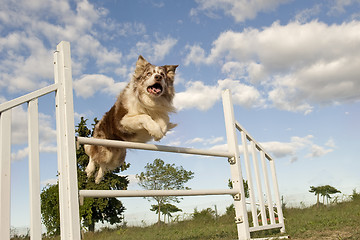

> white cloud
[0,96,6,103]
[174,81,221,111]
[208,136,224,145]
[221,62,247,79]
[218,79,265,108]
[262,135,336,162]
[0,0,143,96]
[74,35,123,67]
[261,135,314,160]
[10,106,57,145]
[11,106,29,145]
[100,21,146,39]
[325,138,336,148]
[209,134,334,163]
[166,140,182,147]
[73,74,127,98]
[184,20,360,113]
[41,178,58,187]
[0,33,54,93]
[186,137,204,144]
[306,144,333,158]
[152,37,178,62]
[9,107,57,161]
[191,0,289,22]
[208,143,228,152]
[11,147,29,162]
[130,36,178,63]
[184,44,208,65]
[328,0,360,15]
[294,4,321,23]
[185,136,224,146]
[174,79,264,111]
[268,87,314,115]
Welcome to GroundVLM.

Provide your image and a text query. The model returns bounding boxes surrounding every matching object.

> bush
[225,204,235,216]
[351,189,360,201]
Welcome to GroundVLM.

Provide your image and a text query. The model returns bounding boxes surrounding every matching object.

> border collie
[85,56,178,183]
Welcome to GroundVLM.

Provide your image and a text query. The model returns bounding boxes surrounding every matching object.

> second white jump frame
[76,89,286,240]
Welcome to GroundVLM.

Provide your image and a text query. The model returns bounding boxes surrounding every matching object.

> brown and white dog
[85,55,178,183]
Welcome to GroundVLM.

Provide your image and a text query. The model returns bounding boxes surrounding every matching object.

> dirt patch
[291,228,357,240]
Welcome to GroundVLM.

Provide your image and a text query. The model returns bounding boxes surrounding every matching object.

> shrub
[225,204,235,216]
[351,189,360,201]
[192,208,216,222]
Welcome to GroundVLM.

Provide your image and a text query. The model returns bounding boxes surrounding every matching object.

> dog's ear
[165,65,178,73]
[137,55,149,66]
[165,65,179,81]
[134,55,150,78]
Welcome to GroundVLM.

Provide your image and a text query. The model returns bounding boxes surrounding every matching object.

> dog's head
[132,55,178,108]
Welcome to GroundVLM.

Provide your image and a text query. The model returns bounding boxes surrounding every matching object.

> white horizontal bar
[249,223,284,232]
[0,83,59,112]
[235,121,273,160]
[79,189,238,198]
[77,137,234,158]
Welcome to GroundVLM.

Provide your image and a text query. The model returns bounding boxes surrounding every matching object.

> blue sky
[1,0,360,231]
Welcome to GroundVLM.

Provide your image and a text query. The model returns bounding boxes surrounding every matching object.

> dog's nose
[154,74,162,81]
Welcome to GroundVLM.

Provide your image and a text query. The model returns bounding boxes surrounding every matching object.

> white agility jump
[0,41,286,240]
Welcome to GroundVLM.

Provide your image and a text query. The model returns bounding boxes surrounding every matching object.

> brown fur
[85,55,178,183]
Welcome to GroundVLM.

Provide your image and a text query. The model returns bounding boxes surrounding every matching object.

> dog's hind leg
[95,164,106,184]
[85,157,96,178]
[85,144,96,178]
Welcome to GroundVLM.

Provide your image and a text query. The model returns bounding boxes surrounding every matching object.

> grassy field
[12,196,360,240]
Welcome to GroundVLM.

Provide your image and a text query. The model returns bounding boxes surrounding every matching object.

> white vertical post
[269,159,285,233]
[0,110,12,240]
[241,133,258,227]
[260,151,275,224]
[250,141,267,226]
[28,99,42,240]
[54,41,81,240]
[222,89,250,240]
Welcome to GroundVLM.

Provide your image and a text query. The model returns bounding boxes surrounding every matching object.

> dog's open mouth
[147,83,163,95]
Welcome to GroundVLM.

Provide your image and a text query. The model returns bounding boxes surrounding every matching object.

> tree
[321,185,341,204]
[41,184,61,235]
[136,158,194,224]
[150,203,182,223]
[228,178,250,198]
[309,185,341,207]
[309,186,321,207]
[41,117,130,235]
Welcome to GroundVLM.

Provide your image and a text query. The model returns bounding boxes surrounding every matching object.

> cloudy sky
[1,0,360,231]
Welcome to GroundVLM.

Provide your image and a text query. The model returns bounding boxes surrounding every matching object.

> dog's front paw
[146,121,164,141]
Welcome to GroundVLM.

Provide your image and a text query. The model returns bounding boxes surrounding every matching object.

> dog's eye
[160,72,165,77]
[147,72,152,76]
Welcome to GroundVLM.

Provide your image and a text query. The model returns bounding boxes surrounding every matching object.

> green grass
[12,198,360,240]
[284,199,360,239]
[86,215,238,240]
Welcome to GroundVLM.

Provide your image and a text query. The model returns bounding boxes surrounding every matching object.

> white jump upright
[54,42,81,240]
[0,41,286,240]
[0,41,81,240]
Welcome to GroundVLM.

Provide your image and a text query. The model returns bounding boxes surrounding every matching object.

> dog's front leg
[121,114,164,141]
